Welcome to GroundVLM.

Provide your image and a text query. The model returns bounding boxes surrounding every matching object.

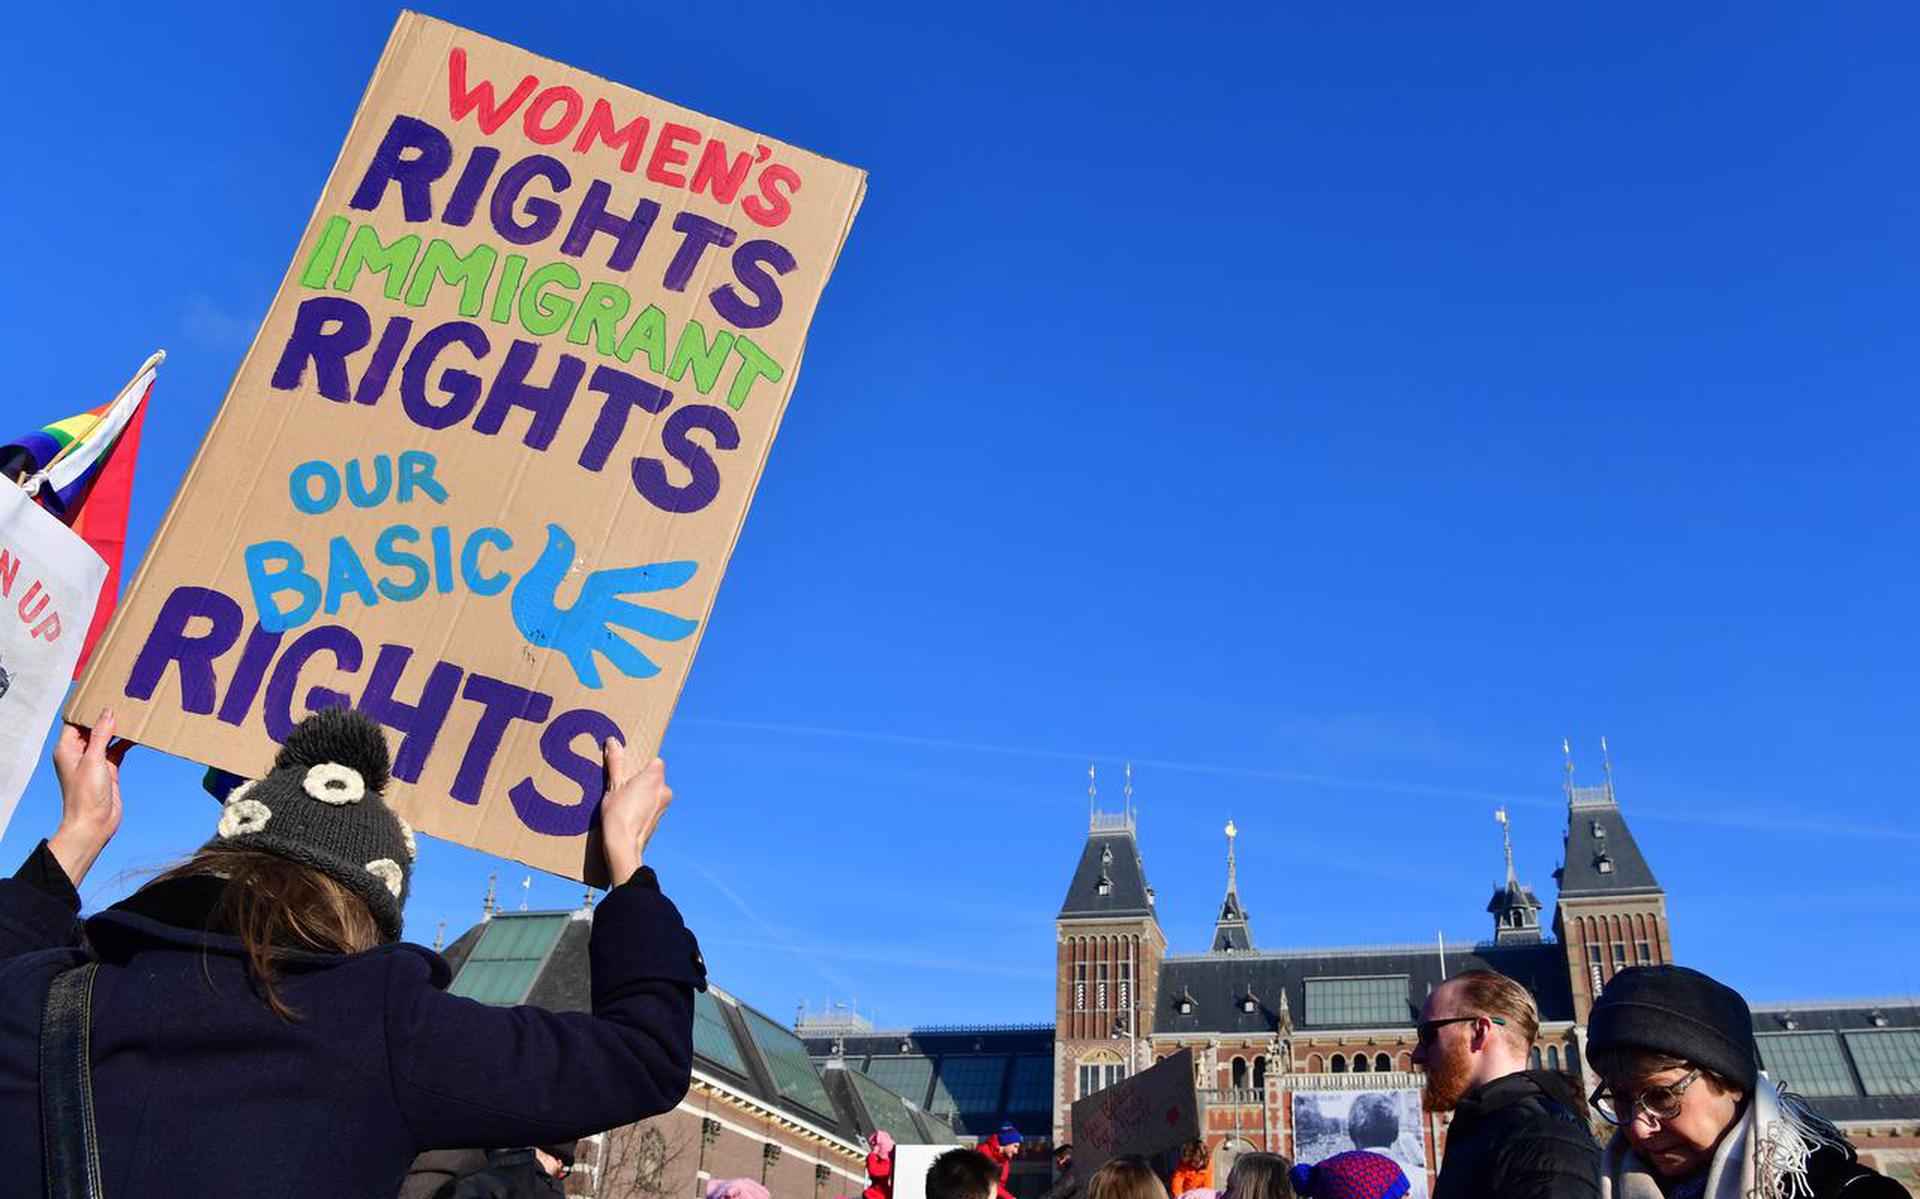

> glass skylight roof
[742,1007,836,1116]
[694,990,752,1077]
[446,914,568,1005]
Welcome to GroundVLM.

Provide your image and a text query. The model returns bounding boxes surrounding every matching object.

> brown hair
[1223,1153,1294,1199]
[1085,1158,1170,1199]
[1181,1140,1209,1167]
[151,846,382,1021]
[1444,969,1540,1049]
[1589,1046,1739,1099]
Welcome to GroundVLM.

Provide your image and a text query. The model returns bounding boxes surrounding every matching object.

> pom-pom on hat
[1288,1152,1409,1199]
[206,706,416,942]
[1585,964,1759,1091]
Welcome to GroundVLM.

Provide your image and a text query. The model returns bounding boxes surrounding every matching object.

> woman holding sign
[0,705,703,1199]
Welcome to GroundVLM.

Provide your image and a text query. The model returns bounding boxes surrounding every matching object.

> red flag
[68,397,148,674]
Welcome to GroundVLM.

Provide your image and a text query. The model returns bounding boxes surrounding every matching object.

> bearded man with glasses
[1412,969,1599,1199]
[1586,965,1906,1199]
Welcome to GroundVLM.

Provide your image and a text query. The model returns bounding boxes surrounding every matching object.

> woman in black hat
[0,706,704,1199]
[1585,964,1907,1199]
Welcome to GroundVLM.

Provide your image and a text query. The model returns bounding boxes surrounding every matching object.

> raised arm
[386,865,705,1148]
[386,746,705,1148]
[47,709,133,888]
[0,711,130,956]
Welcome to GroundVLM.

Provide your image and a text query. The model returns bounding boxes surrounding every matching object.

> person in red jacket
[864,1131,897,1199]
[976,1124,1022,1199]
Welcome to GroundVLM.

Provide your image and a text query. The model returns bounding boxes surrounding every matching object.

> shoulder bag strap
[40,961,104,1199]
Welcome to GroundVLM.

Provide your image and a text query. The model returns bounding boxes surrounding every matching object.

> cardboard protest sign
[1070,1049,1201,1177]
[1,482,107,832]
[70,12,865,882]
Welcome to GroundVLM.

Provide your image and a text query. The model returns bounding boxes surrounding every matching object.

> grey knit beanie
[1585,964,1759,1091]
[207,706,415,942]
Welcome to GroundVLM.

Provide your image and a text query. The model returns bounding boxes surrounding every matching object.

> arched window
[1307,1054,1323,1073]
[1530,1047,1542,1069]
[1231,1057,1247,1088]
[1253,1056,1267,1088]
[1076,1049,1127,1099]
[1351,1053,1368,1074]
[1375,1053,1391,1073]
[1396,1051,1412,1071]
[1330,1054,1347,1074]
[1547,1046,1561,1071]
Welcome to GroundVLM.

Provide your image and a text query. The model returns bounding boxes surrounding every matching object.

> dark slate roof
[1746,1002,1920,1123]
[1487,879,1544,945]
[1211,889,1254,953]
[1060,825,1157,920]
[1155,940,1576,1036]
[528,922,593,1011]
[440,921,484,973]
[1556,788,1660,898]
[805,1027,1055,1139]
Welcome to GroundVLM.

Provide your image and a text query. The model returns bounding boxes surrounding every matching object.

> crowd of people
[990,968,1908,1199]
[0,706,1909,1197]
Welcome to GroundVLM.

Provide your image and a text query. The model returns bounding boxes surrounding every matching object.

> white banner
[0,481,107,833]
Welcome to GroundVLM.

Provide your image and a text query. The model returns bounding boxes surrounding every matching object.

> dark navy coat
[0,843,704,1199]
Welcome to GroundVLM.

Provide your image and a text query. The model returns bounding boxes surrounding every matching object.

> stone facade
[1048,765,1920,1185]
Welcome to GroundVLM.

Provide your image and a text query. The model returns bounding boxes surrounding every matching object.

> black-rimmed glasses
[1414,1014,1506,1047]
[1590,1068,1703,1125]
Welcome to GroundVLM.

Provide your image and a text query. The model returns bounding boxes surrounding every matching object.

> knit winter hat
[1287,1152,1409,1199]
[708,1181,772,1199]
[871,1131,896,1156]
[1585,964,1759,1091]
[996,1124,1023,1145]
[207,706,415,943]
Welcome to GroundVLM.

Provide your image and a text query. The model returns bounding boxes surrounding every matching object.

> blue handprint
[509,524,700,688]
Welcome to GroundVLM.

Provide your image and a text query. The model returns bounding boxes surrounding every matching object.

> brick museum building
[441,760,1920,1196]
[805,761,1920,1195]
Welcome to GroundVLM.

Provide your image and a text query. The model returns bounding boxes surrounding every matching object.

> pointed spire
[520,875,532,912]
[1088,763,1097,827]
[1488,808,1543,944]
[1225,819,1240,895]
[1124,762,1135,824]
[1600,735,1616,801]
[482,871,498,919]
[434,916,447,952]
[1562,737,1576,799]
[1210,818,1254,953]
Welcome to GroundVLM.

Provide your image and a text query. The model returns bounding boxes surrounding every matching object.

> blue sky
[5,2,1918,1027]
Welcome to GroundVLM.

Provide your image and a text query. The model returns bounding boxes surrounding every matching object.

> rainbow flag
[2,352,162,673]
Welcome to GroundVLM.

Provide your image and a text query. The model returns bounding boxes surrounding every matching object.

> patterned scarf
[1599,1075,1847,1199]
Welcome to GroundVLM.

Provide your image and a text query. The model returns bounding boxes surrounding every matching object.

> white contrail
[675,716,1920,843]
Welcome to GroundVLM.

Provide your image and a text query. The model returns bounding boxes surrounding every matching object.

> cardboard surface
[69,12,864,882]
[1,482,107,832]
[1069,1049,1200,1177]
